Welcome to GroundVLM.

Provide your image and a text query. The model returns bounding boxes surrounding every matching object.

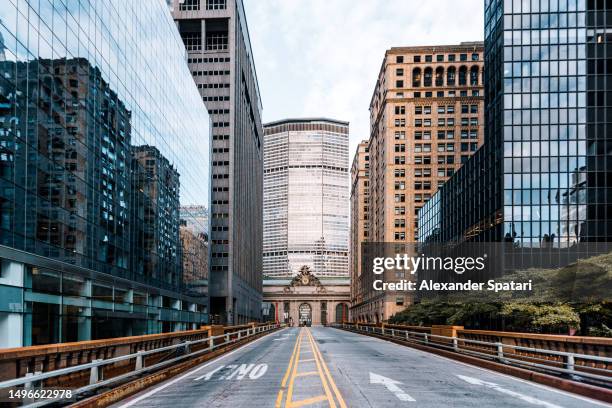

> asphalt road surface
[113,327,610,408]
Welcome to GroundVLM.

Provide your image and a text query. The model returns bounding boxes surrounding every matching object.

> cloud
[244,0,484,156]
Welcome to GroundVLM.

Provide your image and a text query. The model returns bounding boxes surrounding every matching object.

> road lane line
[307,329,347,408]
[299,358,315,363]
[285,330,305,407]
[276,329,302,408]
[117,328,284,408]
[275,332,301,408]
[289,395,328,408]
[305,328,337,408]
[294,371,318,378]
[337,328,610,407]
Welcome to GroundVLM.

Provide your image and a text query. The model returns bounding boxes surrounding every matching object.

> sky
[244,0,485,157]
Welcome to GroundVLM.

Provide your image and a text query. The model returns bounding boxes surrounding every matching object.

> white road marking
[225,364,252,380]
[351,329,610,407]
[248,363,268,379]
[194,365,225,381]
[457,375,564,408]
[369,372,416,402]
[116,328,283,407]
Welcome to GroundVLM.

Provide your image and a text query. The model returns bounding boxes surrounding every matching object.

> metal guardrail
[0,324,281,407]
[335,323,612,388]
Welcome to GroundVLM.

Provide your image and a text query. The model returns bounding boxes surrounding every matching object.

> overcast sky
[244,0,484,156]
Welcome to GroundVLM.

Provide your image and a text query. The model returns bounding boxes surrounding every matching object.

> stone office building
[172,0,264,324]
[352,43,485,323]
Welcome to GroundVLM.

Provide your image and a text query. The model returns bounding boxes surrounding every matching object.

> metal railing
[335,323,612,388]
[0,324,282,407]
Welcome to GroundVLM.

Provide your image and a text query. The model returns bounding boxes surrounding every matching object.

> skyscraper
[263,119,350,278]
[172,0,264,324]
[419,0,611,268]
[0,0,210,347]
[353,43,485,323]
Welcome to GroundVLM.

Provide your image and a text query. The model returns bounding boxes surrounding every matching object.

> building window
[180,0,200,10]
[394,131,406,140]
[396,80,404,88]
[412,68,421,87]
[396,68,404,76]
[447,67,456,85]
[471,53,479,61]
[413,55,420,63]
[435,67,444,86]
[394,232,405,241]
[424,67,433,86]
[470,66,479,85]
[396,56,404,63]
[460,53,467,61]
[395,105,406,114]
[206,33,228,50]
[206,0,227,10]
[425,55,432,62]
[458,66,467,85]
[181,32,202,51]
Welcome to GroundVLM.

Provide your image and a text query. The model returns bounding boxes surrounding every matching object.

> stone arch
[458,65,468,86]
[447,66,456,85]
[423,67,433,86]
[470,65,480,85]
[335,303,349,323]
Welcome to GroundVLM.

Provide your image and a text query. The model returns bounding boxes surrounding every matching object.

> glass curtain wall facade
[0,0,210,347]
[419,0,612,269]
[263,119,349,278]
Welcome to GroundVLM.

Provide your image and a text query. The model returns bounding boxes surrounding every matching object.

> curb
[337,327,612,404]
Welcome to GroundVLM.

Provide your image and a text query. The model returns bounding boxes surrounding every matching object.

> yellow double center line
[276,328,346,408]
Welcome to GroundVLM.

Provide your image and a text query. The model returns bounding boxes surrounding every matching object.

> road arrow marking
[456,375,564,408]
[369,372,416,402]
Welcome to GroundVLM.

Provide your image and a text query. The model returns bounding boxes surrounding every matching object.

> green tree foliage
[389,251,612,336]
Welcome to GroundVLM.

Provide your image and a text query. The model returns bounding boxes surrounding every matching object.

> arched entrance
[335,303,348,323]
[299,303,312,326]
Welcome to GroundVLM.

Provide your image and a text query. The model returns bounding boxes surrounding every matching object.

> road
[114,327,610,408]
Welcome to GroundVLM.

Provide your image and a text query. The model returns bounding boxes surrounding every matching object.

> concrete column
[0,313,23,347]
[78,307,91,341]
[309,302,316,325]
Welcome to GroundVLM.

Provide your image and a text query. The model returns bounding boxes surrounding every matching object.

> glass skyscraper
[0,0,210,347]
[419,0,611,267]
[263,119,349,278]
